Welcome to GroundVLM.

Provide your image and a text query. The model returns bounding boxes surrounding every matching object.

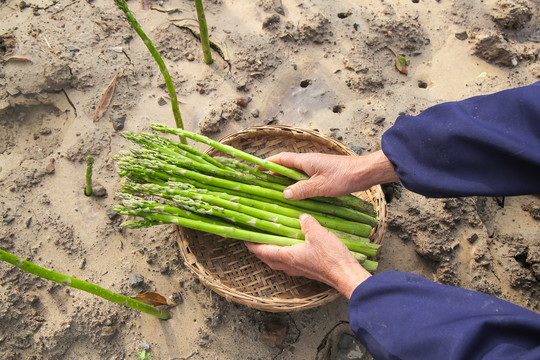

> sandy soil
[1,0,539,359]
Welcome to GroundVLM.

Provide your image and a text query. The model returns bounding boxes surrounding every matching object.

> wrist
[330,261,372,299]
[352,150,399,190]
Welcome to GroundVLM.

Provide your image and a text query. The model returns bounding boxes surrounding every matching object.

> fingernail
[299,214,309,222]
[283,189,293,199]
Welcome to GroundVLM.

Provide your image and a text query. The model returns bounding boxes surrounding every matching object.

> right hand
[265,150,399,200]
[246,214,371,299]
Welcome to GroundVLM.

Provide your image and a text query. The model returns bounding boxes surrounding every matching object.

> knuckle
[311,179,328,196]
[294,181,312,199]
[278,152,293,164]
[300,214,315,228]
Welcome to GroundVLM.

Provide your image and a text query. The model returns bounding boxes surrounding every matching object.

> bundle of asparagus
[114,124,381,271]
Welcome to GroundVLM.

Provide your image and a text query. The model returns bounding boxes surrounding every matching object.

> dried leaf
[7,57,32,63]
[109,46,123,53]
[142,0,150,10]
[395,55,408,75]
[93,72,118,122]
[133,291,171,306]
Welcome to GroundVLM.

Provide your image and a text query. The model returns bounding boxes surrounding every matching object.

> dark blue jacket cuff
[348,271,540,360]
[381,81,540,198]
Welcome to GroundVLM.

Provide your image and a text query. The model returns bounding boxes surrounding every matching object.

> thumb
[283,177,325,200]
[299,214,327,241]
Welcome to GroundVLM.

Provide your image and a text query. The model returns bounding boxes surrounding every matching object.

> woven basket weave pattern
[176,125,387,312]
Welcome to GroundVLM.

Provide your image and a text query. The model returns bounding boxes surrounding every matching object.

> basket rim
[176,125,387,312]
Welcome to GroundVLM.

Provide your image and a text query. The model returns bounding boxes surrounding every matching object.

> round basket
[175,125,387,312]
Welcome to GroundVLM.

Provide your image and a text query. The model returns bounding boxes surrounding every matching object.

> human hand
[265,150,399,200]
[245,214,371,299]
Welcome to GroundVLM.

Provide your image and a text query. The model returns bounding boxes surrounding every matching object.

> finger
[266,152,314,173]
[265,152,293,166]
[283,176,326,200]
[245,242,284,263]
[257,152,295,173]
[246,242,299,273]
[299,214,333,243]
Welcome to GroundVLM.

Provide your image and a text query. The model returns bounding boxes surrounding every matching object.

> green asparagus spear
[113,1,186,143]
[122,181,373,240]
[119,155,375,229]
[149,124,376,215]
[114,207,378,268]
[0,248,170,319]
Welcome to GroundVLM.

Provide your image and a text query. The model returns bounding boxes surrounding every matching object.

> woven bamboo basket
[175,125,387,312]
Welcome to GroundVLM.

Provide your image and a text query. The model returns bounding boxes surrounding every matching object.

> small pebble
[129,273,144,288]
[262,14,280,29]
[106,208,119,220]
[157,97,167,106]
[111,114,126,131]
[39,194,51,205]
[260,320,287,348]
[399,234,410,241]
[6,86,20,96]
[160,263,170,274]
[170,292,183,305]
[349,145,363,155]
[186,53,195,61]
[236,97,249,108]
[335,333,367,359]
[374,116,386,124]
[3,216,15,225]
[25,294,40,305]
[468,234,479,244]
[300,79,312,88]
[45,159,55,174]
[92,182,108,198]
[68,46,80,56]
[455,31,468,40]
[332,104,345,113]
[337,11,352,19]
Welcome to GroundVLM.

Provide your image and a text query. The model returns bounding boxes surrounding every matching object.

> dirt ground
[1,0,539,359]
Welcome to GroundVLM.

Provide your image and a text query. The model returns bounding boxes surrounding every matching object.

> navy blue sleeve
[381,81,540,198]
[348,271,540,360]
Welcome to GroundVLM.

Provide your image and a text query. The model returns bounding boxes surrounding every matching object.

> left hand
[245,214,371,299]
[263,150,399,200]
